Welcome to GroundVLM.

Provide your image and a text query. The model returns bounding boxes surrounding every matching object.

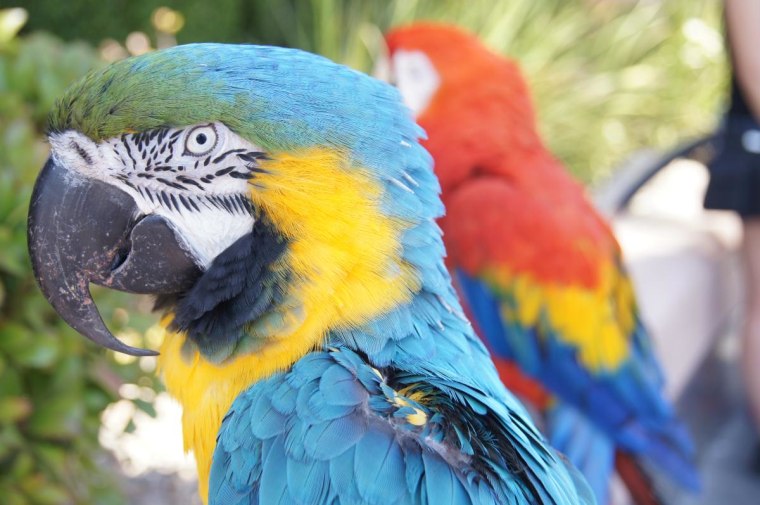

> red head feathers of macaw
[385,22,700,505]
[385,23,544,193]
[385,22,613,290]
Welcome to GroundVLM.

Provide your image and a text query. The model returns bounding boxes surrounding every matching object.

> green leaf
[33,443,66,474]
[83,389,110,412]
[0,322,32,353]
[0,424,23,455]
[124,419,136,434]
[0,487,28,505]
[29,486,70,505]
[0,30,131,505]
[13,333,59,369]
[10,451,33,480]
[0,367,23,396]
[0,396,32,423]
[20,474,69,505]
[26,395,84,440]
[134,398,157,418]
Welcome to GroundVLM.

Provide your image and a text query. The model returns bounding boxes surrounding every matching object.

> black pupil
[196,133,207,145]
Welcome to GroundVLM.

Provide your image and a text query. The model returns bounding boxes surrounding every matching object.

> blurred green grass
[0,1,728,503]
[241,0,727,182]
[20,0,727,181]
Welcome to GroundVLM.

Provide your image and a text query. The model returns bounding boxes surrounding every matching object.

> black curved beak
[28,157,202,356]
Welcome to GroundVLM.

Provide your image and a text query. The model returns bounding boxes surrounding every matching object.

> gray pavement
[605,156,760,504]
[666,326,760,505]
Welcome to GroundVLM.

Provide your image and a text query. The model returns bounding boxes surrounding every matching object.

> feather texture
[53,42,595,504]
[386,23,700,504]
[210,345,592,505]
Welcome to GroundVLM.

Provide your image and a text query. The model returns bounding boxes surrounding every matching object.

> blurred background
[0,0,746,504]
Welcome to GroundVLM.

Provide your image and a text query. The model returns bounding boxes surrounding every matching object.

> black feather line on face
[154,214,288,362]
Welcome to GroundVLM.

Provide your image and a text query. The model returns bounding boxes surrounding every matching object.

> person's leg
[742,218,760,429]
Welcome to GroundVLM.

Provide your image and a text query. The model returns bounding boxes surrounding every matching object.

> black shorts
[704,115,760,217]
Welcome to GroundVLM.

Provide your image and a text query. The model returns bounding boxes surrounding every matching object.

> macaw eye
[184,124,218,156]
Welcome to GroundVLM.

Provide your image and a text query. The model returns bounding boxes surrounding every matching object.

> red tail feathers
[615,452,662,505]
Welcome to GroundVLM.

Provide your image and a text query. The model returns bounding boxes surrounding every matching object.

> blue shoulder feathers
[210,344,594,505]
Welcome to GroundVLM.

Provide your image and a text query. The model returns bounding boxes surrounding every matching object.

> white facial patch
[391,50,441,118]
[49,122,263,268]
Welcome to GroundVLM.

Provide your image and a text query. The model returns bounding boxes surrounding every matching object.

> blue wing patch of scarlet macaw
[208,342,595,505]
[546,402,616,504]
[454,268,700,493]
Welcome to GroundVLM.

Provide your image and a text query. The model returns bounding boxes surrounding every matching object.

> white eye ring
[184,124,218,156]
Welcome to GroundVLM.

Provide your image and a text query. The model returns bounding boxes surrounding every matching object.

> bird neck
[155,147,444,502]
[156,284,434,503]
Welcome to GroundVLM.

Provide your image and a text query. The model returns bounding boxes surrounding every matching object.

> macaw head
[383,23,545,194]
[29,43,442,362]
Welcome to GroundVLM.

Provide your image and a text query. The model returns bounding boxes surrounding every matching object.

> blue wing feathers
[422,451,472,505]
[270,381,297,412]
[258,436,290,505]
[209,345,593,505]
[455,271,512,359]
[303,413,367,460]
[354,427,407,505]
[456,271,543,374]
[286,456,330,504]
[208,452,247,505]
[403,444,425,500]
[249,392,288,439]
[329,446,362,502]
[547,403,615,505]
[454,267,700,498]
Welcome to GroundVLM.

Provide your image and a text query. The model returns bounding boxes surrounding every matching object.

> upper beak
[28,157,202,356]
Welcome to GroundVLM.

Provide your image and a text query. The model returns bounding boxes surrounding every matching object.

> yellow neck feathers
[157,148,419,503]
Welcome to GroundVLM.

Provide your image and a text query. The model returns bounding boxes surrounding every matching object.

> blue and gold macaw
[27,44,593,504]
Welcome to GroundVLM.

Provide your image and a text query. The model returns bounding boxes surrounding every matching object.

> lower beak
[27,157,201,356]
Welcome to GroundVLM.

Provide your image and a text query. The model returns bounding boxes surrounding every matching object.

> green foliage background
[0,29,160,505]
[20,0,727,182]
[1,1,727,504]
